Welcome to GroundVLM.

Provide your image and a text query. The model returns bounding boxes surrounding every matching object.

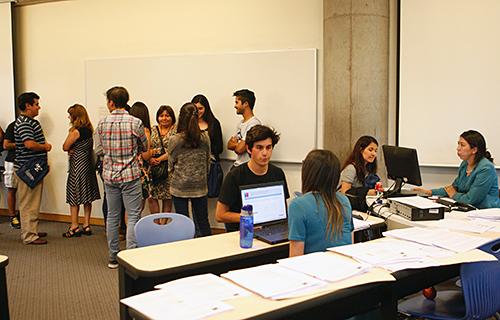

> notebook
[240,182,289,244]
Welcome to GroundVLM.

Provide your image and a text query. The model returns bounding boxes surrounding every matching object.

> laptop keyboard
[255,223,288,236]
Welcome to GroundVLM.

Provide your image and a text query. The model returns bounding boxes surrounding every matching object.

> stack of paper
[423,218,495,234]
[277,252,370,282]
[121,289,233,320]
[468,208,500,221]
[353,216,372,231]
[328,239,453,272]
[121,274,251,320]
[383,227,492,252]
[221,264,327,300]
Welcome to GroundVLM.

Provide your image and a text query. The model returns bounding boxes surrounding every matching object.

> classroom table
[0,255,9,320]
[117,216,386,320]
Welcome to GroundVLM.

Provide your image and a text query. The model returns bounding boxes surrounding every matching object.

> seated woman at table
[339,135,380,211]
[288,149,354,257]
[415,130,500,209]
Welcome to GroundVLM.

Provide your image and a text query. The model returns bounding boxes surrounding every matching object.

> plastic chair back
[134,213,195,247]
[461,239,500,320]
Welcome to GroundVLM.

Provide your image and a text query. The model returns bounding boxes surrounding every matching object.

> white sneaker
[107,260,119,269]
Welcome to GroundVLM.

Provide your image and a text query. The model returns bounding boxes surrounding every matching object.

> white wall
[8,0,323,221]
[0,1,15,128]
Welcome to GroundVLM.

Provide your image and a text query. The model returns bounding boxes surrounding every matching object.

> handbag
[150,126,168,183]
[207,160,223,198]
[16,156,49,188]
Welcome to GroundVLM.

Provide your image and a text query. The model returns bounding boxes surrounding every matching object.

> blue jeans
[172,196,211,237]
[105,178,143,260]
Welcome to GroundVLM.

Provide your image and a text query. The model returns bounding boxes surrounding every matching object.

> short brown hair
[106,86,129,108]
[245,125,280,150]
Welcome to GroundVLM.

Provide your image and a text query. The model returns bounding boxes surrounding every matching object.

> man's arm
[24,140,51,152]
[215,201,241,223]
[3,138,14,150]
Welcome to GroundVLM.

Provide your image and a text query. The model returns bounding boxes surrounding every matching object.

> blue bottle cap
[242,204,253,211]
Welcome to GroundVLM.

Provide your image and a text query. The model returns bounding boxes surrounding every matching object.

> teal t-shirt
[431,157,500,209]
[288,192,353,254]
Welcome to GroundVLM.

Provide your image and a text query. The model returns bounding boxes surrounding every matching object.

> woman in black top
[62,104,100,237]
[191,94,223,161]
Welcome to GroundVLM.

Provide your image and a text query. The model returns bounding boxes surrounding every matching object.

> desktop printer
[388,198,445,221]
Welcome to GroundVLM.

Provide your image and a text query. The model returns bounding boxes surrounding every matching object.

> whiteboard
[398,0,500,166]
[85,49,317,163]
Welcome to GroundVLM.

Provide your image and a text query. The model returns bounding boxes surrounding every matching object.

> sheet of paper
[353,217,371,231]
[121,289,233,320]
[467,208,500,220]
[389,196,446,209]
[383,227,492,252]
[154,273,250,301]
[221,264,327,300]
[277,252,370,282]
[423,218,495,234]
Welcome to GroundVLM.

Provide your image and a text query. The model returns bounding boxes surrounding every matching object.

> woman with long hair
[148,105,177,213]
[339,136,380,211]
[129,102,152,203]
[191,94,223,160]
[288,149,353,256]
[168,102,212,236]
[62,104,100,237]
[415,130,500,208]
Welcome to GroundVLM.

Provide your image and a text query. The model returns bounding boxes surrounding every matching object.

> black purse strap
[156,126,166,154]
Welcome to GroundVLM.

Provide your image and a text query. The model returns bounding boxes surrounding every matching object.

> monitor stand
[383,178,418,198]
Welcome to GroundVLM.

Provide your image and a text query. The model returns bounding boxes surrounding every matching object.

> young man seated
[216,125,290,231]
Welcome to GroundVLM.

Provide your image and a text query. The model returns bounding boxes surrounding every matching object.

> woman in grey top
[339,136,380,211]
[168,102,212,236]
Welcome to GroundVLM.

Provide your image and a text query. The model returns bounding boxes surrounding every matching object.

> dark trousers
[172,196,211,237]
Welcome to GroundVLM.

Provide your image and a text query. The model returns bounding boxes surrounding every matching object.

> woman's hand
[444,185,457,198]
[413,187,432,196]
[367,189,377,196]
[149,157,161,166]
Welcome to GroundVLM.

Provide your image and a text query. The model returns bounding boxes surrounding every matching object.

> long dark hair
[342,136,378,184]
[302,149,343,239]
[129,101,151,130]
[191,94,218,136]
[460,130,493,163]
[177,102,201,148]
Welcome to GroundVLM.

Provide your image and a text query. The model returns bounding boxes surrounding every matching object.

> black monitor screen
[382,145,422,194]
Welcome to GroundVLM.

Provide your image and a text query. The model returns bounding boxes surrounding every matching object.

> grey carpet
[0,217,120,320]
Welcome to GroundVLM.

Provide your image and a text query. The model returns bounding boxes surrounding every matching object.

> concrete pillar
[324,0,389,165]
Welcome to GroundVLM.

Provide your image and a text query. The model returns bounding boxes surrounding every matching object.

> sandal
[82,225,92,236]
[62,226,81,238]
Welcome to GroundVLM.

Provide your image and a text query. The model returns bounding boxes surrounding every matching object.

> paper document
[353,217,371,231]
[424,218,495,234]
[221,264,327,300]
[390,196,446,209]
[121,289,233,320]
[468,208,500,221]
[277,252,370,282]
[154,273,250,301]
[383,227,492,252]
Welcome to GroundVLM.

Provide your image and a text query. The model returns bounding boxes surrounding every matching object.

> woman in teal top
[288,149,354,256]
[416,130,500,209]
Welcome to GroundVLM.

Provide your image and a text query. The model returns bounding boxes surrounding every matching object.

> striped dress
[66,127,100,206]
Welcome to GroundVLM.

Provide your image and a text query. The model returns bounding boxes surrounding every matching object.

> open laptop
[240,181,288,244]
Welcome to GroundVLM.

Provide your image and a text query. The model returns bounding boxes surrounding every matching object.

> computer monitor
[382,145,422,197]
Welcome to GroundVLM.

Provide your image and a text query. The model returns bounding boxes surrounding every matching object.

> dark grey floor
[0,216,119,320]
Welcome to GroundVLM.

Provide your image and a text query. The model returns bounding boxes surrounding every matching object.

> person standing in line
[227,89,261,167]
[14,92,52,245]
[149,105,176,213]
[3,121,21,229]
[129,101,153,206]
[96,87,150,268]
[191,94,223,162]
[62,104,101,238]
[168,103,212,237]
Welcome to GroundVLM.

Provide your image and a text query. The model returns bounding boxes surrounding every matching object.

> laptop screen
[240,182,287,225]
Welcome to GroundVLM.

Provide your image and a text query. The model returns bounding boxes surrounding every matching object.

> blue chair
[399,239,500,320]
[134,213,195,247]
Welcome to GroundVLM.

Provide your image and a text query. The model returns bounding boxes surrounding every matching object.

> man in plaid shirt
[96,86,151,269]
